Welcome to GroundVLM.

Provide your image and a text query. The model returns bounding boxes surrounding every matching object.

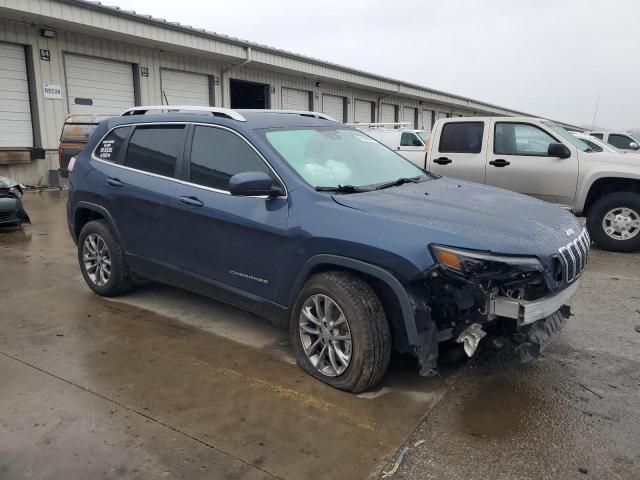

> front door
[485,121,578,206]
[427,120,487,183]
[174,124,289,303]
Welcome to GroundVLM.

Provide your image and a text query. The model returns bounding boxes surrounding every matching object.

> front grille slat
[557,228,590,284]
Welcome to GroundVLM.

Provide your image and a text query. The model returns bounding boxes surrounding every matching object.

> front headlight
[431,245,542,277]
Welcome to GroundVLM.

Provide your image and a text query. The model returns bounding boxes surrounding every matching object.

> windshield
[542,121,590,152]
[264,128,426,189]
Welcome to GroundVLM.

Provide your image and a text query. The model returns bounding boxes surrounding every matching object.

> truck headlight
[431,245,542,277]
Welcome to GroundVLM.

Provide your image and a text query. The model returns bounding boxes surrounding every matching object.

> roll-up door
[282,87,310,111]
[380,103,396,124]
[354,100,373,123]
[161,69,210,106]
[322,94,345,122]
[65,54,135,115]
[421,110,434,132]
[403,107,417,128]
[0,42,33,147]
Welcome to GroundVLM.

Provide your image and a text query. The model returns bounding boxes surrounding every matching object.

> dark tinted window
[124,125,184,177]
[590,133,604,139]
[189,126,271,190]
[439,122,484,153]
[95,126,131,163]
[608,134,634,149]
[494,122,555,156]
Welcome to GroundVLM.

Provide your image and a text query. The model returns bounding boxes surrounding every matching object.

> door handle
[433,157,452,165]
[489,159,511,167]
[178,195,204,208]
[105,177,123,188]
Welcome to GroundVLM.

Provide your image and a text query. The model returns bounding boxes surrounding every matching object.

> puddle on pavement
[458,376,541,438]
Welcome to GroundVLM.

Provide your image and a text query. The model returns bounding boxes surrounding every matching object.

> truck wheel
[290,271,391,393]
[77,220,135,297]
[587,192,640,252]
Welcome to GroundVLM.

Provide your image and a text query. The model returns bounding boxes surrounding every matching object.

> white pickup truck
[426,117,640,252]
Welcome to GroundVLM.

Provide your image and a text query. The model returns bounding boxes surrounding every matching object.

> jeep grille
[558,228,590,283]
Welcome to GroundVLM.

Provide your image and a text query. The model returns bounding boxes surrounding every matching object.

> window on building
[494,123,556,156]
[124,125,184,177]
[189,126,272,191]
[94,126,132,163]
[439,122,484,153]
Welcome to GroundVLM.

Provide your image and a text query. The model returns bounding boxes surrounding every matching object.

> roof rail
[239,109,336,121]
[120,106,247,122]
[347,122,412,129]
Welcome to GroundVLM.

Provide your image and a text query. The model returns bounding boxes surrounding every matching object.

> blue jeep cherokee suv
[67,106,589,392]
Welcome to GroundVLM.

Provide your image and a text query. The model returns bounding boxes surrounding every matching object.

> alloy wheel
[298,294,352,377]
[82,233,112,286]
[602,207,640,241]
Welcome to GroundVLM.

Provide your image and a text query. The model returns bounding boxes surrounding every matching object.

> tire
[586,192,640,252]
[290,271,391,393]
[77,220,134,297]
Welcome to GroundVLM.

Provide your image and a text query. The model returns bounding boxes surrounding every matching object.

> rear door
[427,120,486,183]
[107,123,187,280]
[485,120,578,205]
[173,124,289,303]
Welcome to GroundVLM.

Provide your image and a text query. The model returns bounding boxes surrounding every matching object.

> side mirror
[629,142,639,150]
[229,171,283,197]
[548,142,571,159]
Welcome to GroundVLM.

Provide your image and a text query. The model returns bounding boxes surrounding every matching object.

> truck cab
[427,117,640,252]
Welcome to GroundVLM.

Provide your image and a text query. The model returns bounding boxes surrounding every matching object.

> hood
[582,151,640,168]
[331,177,582,257]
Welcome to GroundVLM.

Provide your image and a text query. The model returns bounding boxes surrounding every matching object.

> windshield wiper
[315,184,369,193]
[374,176,423,190]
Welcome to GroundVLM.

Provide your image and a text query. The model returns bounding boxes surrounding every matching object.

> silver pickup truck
[426,117,640,252]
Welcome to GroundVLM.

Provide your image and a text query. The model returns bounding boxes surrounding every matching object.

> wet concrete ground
[1,191,639,479]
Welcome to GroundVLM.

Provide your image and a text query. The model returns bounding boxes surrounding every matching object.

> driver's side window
[494,122,556,156]
[400,132,421,147]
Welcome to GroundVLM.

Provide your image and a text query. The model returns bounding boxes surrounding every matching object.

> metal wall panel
[160,69,210,106]
[281,87,310,111]
[0,42,33,147]
[64,53,135,115]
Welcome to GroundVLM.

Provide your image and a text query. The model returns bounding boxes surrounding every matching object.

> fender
[72,201,124,246]
[289,254,419,345]
[574,168,640,215]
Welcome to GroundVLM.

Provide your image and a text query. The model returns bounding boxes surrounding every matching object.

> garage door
[354,100,373,123]
[0,43,33,147]
[322,94,345,122]
[421,110,434,132]
[65,54,135,115]
[380,103,396,124]
[161,69,209,106]
[282,87,310,111]
[403,107,417,128]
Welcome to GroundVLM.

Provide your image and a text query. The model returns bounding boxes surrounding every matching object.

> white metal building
[0,0,574,185]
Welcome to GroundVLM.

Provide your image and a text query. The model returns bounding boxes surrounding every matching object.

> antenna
[591,93,600,130]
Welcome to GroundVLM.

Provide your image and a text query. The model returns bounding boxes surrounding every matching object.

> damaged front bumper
[490,279,580,326]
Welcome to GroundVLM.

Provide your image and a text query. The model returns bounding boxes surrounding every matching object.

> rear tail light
[68,156,77,173]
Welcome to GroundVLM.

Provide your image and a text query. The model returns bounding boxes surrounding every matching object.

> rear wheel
[78,220,134,296]
[587,192,640,252]
[290,271,391,393]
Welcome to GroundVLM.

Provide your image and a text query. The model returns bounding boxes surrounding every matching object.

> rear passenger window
[189,126,272,191]
[439,122,484,153]
[124,125,185,177]
[95,126,131,163]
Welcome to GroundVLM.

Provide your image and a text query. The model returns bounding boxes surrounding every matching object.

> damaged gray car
[0,176,30,227]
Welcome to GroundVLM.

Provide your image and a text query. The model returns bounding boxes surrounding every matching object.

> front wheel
[290,271,391,393]
[586,192,640,252]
